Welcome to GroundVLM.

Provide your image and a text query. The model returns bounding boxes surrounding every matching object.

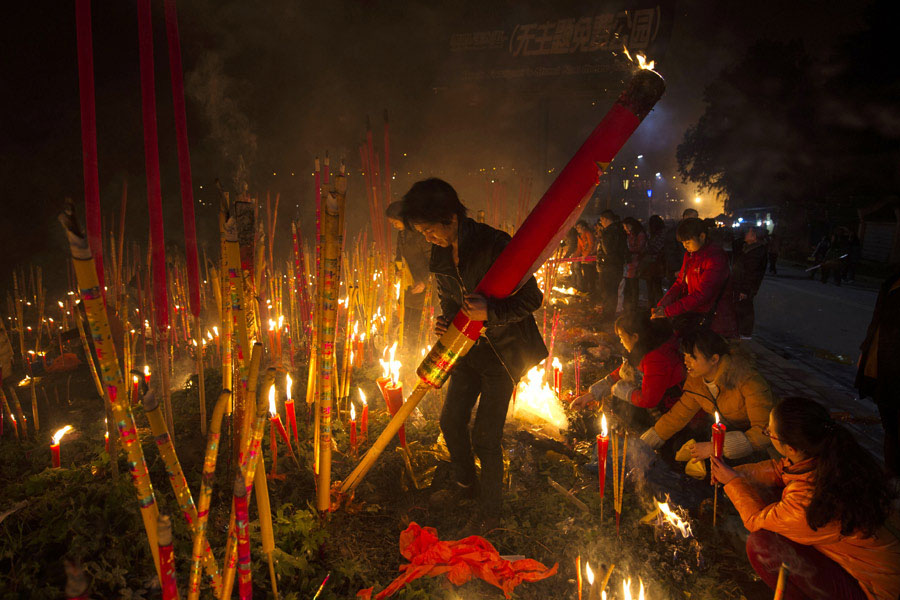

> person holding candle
[401,178,547,532]
[711,398,900,600]
[572,311,684,428]
[640,328,773,462]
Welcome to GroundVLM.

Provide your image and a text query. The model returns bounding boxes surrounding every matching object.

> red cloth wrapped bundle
[357,522,557,599]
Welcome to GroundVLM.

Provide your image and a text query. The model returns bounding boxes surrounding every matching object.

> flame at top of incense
[623,45,656,71]
[600,413,609,438]
[350,403,356,421]
[585,561,594,585]
[358,388,367,406]
[286,374,293,401]
[268,385,276,416]
[52,425,73,445]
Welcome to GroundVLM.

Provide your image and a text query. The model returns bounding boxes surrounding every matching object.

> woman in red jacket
[652,218,738,338]
[573,311,685,425]
[713,398,900,600]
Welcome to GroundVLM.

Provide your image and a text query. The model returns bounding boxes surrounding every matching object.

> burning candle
[268,319,277,354]
[552,357,562,398]
[213,325,220,357]
[51,425,73,468]
[359,388,368,441]
[349,403,357,454]
[597,413,609,499]
[377,343,406,448]
[285,374,299,447]
[711,411,726,467]
[104,418,109,454]
[357,331,366,363]
[585,561,598,600]
[268,384,292,449]
[143,365,151,385]
[132,374,140,406]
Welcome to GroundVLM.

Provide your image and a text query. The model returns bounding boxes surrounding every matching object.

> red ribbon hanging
[75,0,104,289]
[163,0,200,318]
[137,0,169,331]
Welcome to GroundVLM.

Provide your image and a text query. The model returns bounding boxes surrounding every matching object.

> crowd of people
[388,183,900,600]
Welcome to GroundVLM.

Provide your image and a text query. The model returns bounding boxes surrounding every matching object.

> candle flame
[353,321,359,336]
[268,318,276,331]
[350,403,356,420]
[585,561,594,585]
[358,387,367,406]
[621,578,645,600]
[551,356,562,370]
[52,425,73,445]
[58,300,65,308]
[132,375,139,384]
[657,500,693,537]
[268,385,276,416]
[379,342,401,385]
[207,330,213,341]
[394,280,401,300]
[144,365,151,378]
[286,374,293,400]
[600,412,608,437]
[715,411,721,425]
[278,315,284,329]
[602,593,607,600]
[213,326,219,337]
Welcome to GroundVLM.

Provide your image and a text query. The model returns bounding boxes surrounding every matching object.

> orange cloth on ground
[357,522,558,599]
[725,457,900,600]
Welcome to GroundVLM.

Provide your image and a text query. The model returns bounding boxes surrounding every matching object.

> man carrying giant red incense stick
[401,178,547,532]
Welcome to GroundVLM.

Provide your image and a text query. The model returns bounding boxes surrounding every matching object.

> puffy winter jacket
[726,457,900,600]
[658,240,738,338]
[607,335,685,408]
[431,216,548,381]
[651,352,773,458]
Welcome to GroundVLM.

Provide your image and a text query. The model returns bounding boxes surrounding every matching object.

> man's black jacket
[430,216,548,382]
[597,222,627,272]
[732,240,768,296]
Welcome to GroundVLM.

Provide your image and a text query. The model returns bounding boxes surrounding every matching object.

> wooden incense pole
[60,202,162,579]
[316,175,347,511]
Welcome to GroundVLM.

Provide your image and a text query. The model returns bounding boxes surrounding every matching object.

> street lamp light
[694,196,701,204]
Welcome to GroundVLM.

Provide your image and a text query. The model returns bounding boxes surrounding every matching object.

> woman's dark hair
[614,310,673,364]
[772,397,892,537]
[675,217,708,242]
[622,217,644,235]
[400,178,467,227]
[575,219,590,231]
[648,215,665,236]
[385,201,404,220]
[679,328,731,360]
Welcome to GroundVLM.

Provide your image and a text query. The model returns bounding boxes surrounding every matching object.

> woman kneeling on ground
[572,310,685,428]
[640,328,774,461]
[712,397,900,600]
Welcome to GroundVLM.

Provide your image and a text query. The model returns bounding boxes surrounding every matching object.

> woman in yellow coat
[640,329,773,460]
[712,397,900,600]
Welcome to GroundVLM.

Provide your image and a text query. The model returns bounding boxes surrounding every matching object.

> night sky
[0,0,876,292]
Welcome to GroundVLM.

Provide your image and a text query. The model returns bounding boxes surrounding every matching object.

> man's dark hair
[599,209,616,220]
[385,201,404,220]
[675,217,708,242]
[682,208,699,219]
[400,178,466,227]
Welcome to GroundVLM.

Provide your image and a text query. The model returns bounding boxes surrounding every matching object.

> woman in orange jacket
[712,397,900,600]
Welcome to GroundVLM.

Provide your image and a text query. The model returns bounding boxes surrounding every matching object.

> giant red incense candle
[164,0,200,317]
[137,0,169,331]
[157,514,178,600]
[597,414,609,498]
[75,0,104,289]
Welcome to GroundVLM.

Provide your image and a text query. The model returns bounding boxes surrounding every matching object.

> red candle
[51,443,61,468]
[359,388,369,441]
[276,315,284,359]
[357,333,366,363]
[552,357,562,398]
[143,365,151,385]
[51,425,73,468]
[711,411,726,484]
[285,397,298,446]
[104,418,109,453]
[269,418,279,475]
[268,319,277,354]
[597,413,609,498]
[349,403,357,454]
[377,377,406,448]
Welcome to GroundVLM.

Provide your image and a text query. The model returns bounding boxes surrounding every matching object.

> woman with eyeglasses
[711,397,900,600]
[639,328,774,461]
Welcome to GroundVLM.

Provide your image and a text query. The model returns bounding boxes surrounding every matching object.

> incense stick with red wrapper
[711,411,726,527]
[339,67,665,497]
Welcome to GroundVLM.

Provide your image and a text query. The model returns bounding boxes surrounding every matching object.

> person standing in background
[596,210,627,322]
[574,220,598,299]
[386,201,433,349]
[643,215,667,307]
[732,226,769,340]
[622,217,647,313]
